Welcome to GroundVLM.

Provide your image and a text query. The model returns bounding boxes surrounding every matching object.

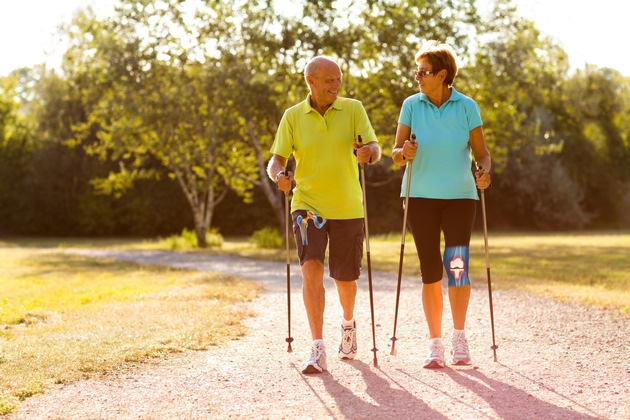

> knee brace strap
[296,211,327,245]
[443,246,471,287]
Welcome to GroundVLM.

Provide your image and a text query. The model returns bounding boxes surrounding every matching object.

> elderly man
[267,56,381,374]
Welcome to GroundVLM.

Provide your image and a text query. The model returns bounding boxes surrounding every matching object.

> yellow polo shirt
[271,95,378,219]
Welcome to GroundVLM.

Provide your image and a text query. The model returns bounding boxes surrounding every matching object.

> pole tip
[371,348,379,367]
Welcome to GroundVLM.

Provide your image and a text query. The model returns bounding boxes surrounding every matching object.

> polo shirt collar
[419,86,462,104]
[302,94,343,114]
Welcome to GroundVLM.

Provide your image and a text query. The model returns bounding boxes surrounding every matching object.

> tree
[60,1,263,246]
[552,66,630,226]
[464,0,594,229]
[58,0,491,236]
[0,74,31,232]
[210,0,484,229]
[195,0,316,231]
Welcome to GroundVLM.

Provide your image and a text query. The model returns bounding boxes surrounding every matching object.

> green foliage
[205,228,225,248]
[0,75,32,231]
[0,0,629,236]
[492,150,592,230]
[162,228,224,250]
[553,66,630,226]
[250,227,284,249]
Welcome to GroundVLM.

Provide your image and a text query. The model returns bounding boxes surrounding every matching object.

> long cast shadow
[317,360,444,419]
[399,366,599,419]
[388,367,494,418]
[496,364,603,418]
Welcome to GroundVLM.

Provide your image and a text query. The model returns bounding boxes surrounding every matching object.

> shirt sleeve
[466,99,483,131]
[355,101,378,143]
[398,96,412,127]
[270,110,294,158]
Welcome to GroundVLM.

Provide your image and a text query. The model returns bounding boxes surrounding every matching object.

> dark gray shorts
[291,210,364,281]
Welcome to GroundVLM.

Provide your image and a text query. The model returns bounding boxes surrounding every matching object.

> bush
[493,151,593,230]
[162,228,223,250]
[204,228,224,248]
[250,227,284,249]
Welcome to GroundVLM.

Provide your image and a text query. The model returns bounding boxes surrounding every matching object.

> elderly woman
[391,40,492,368]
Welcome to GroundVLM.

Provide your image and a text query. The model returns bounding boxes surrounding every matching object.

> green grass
[0,247,261,415]
[374,231,630,314]
[2,232,628,315]
[466,231,630,313]
[106,230,630,315]
[116,230,630,316]
[0,231,628,414]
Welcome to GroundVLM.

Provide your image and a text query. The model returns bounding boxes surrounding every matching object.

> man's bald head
[304,56,341,82]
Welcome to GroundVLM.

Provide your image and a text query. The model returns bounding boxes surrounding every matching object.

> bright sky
[514,0,629,77]
[0,0,628,78]
[0,0,112,77]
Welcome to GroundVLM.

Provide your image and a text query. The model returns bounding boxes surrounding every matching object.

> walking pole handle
[357,135,365,167]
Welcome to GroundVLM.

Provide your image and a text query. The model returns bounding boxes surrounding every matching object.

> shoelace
[342,327,354,344]
[310,345,325,361]
[428,344,444,359]
[453,336,469,355]
[340,329,356,353]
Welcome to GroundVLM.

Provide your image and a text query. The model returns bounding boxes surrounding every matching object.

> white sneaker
[338,321,357,360]
[451,333,472,365]
[301,342,328,374]
[423,341,445,369]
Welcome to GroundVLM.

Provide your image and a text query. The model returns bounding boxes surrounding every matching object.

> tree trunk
[189,202,206,247]
[172,164,213,248]
[245,120,286,231]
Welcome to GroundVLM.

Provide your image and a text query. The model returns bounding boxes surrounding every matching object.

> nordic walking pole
[390,133,415,356]
[477,164,498,362]
[284,187,294,353]
[358,135,378,367]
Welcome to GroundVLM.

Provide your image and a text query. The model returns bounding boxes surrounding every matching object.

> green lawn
[371,231,629,314]
[173,230,630,316]
[0,246,261,414]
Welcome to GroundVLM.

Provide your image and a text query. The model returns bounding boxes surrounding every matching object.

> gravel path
[9,249,630,419]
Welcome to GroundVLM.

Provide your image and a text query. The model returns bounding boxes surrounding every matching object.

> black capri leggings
[406,198,476,284]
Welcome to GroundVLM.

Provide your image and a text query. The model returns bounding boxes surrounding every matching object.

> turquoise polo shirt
[271,95,378,219]
[398,87,482,200]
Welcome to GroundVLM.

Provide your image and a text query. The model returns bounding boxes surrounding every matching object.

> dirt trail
[9,249,630,419]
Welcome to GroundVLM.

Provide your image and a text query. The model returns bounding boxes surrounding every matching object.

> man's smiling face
[308,60,342,110]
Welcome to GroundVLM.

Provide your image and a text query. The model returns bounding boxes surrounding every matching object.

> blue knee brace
[443,246,471,287]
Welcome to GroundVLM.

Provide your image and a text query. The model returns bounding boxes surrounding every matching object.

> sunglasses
[414,70,438,78]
